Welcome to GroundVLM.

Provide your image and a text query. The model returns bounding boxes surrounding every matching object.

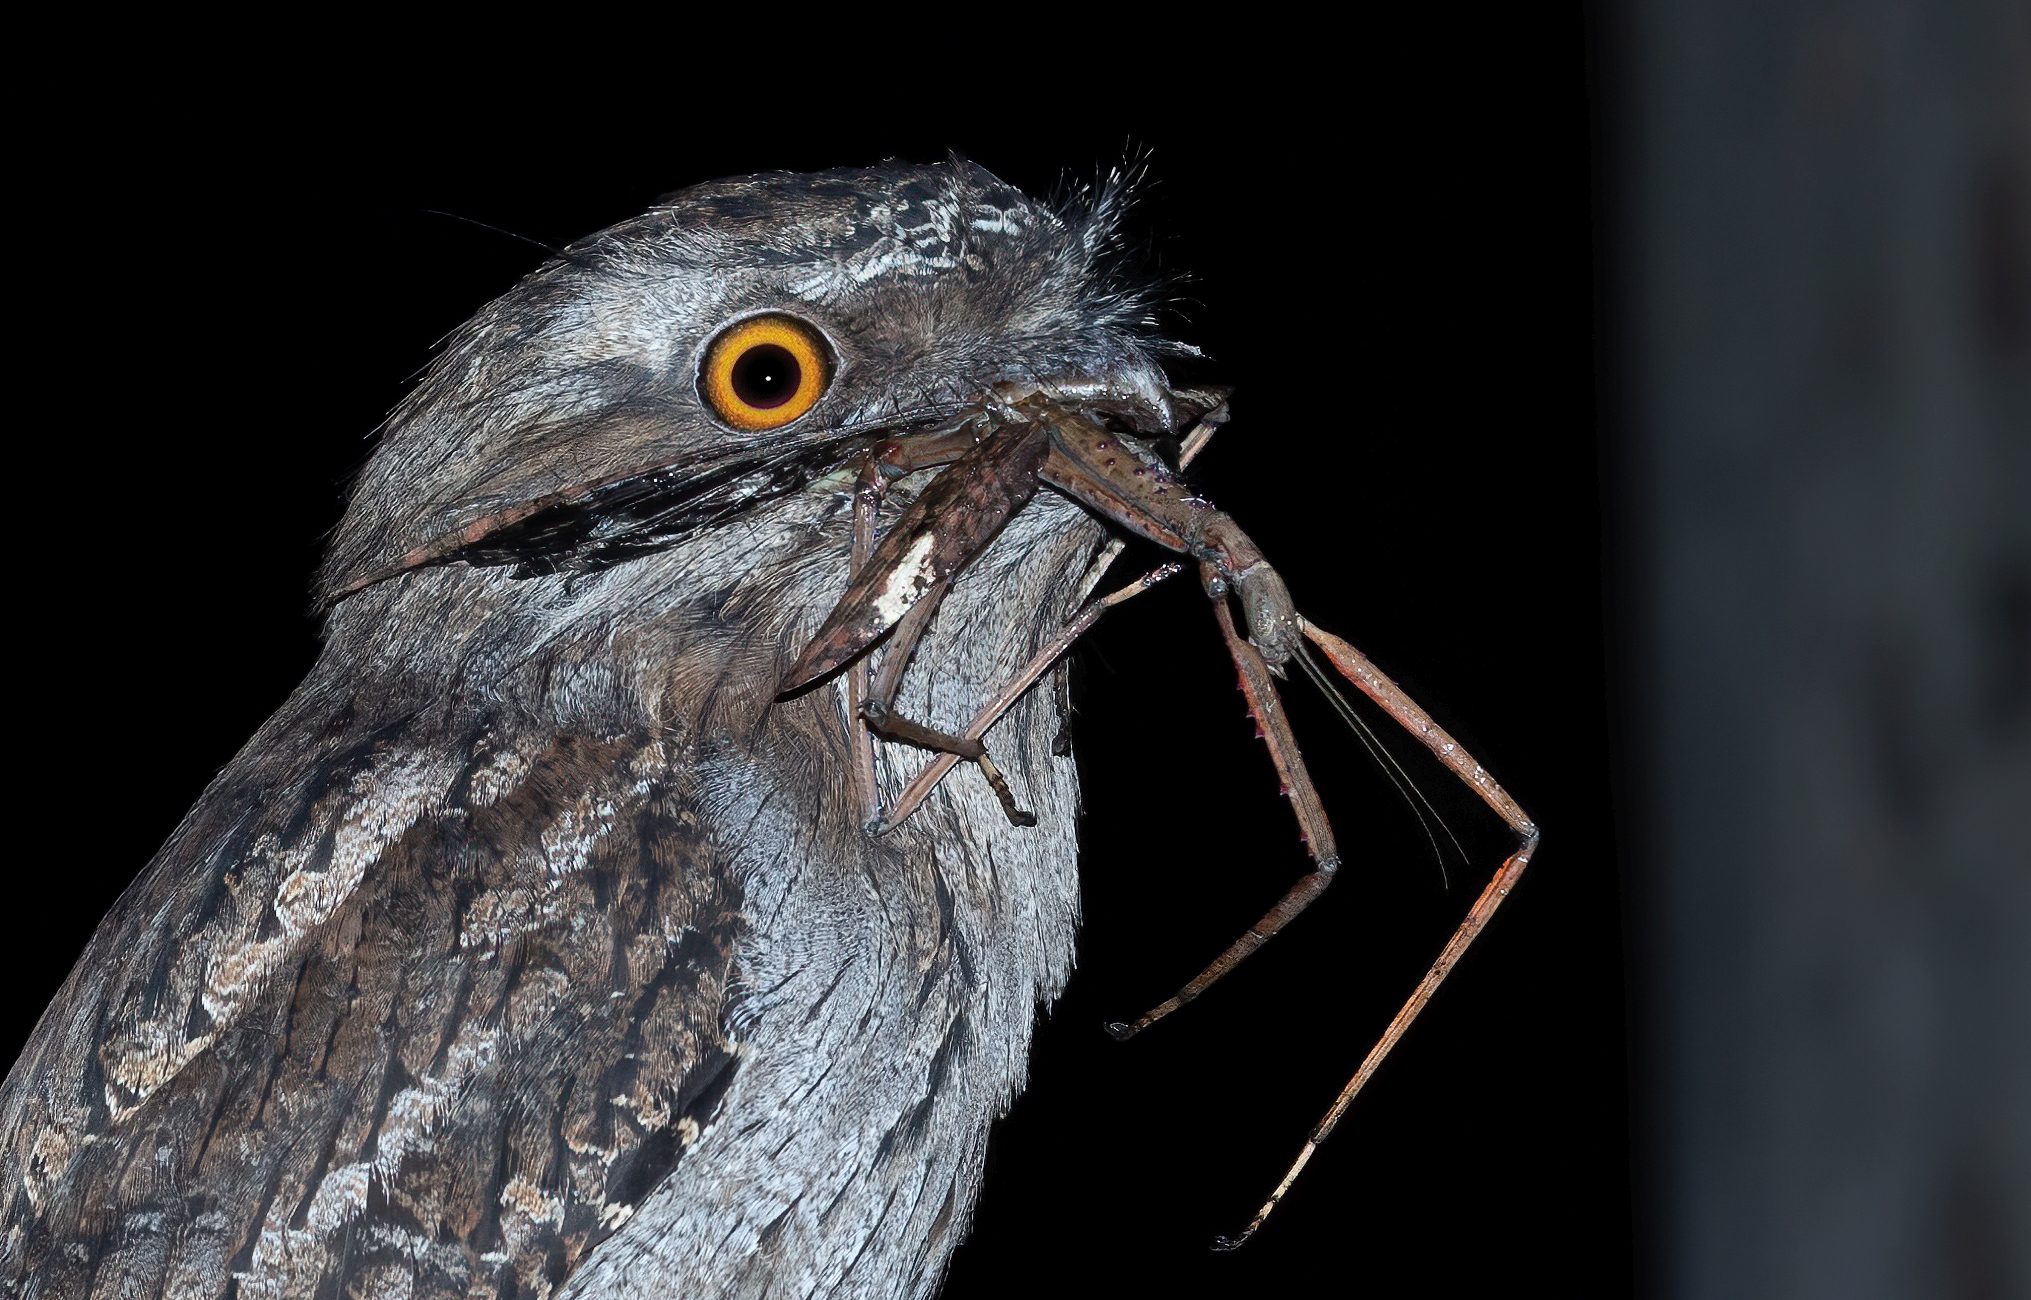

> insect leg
[843,457,884,825]
[852,574,1040,828]
[840,431,981,824]
[873,559,1187,833]
[1051,661,1075,757]
[780,420,1050,694]
[1103,564,1342,1042]
[1210,617,1539,1249]
[871,390,1230,829]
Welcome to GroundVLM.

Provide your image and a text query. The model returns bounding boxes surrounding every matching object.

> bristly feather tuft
[1048,146,1199,358]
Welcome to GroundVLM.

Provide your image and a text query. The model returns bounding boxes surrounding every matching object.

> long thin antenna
[1295,643,1469,887]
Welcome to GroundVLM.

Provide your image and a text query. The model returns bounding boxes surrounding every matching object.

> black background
[12,21,1626,1297]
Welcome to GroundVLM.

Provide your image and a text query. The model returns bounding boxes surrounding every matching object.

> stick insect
[777,382,1539,1246]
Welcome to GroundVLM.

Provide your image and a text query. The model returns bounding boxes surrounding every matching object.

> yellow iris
[699,313,833,431]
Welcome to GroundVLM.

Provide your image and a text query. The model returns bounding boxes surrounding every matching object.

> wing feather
[2,695,745,1300]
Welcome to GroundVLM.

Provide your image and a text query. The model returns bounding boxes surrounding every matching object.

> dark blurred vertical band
[1611,3,2031,1296]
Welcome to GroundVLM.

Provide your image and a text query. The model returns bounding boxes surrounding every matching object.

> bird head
[317,160,1181,627]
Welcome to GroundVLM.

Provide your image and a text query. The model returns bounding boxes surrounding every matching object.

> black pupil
[730,343,802,409]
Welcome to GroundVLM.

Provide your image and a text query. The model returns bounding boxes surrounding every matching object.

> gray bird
[1,160,1206,1298]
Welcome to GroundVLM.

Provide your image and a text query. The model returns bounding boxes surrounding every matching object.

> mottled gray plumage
[1,161,1182,1297]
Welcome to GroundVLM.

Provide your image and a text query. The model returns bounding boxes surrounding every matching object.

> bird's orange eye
[698,313,833,432]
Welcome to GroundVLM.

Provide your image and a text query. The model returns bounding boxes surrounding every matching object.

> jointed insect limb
[854,574,1040,829]
[805,398,1207,833]
[1038,407,1300,667]
[803,386,1534,1249]
[1050,660,1075,757]
[872,559,1187,833]
[1300,620,1536,837]
[822,428,1035,826]
[782,419,1050,695]
[1103,564,1343,1041]
[1207,618,1538,1249]
[843,457,884,826]
[866,397,1231,832]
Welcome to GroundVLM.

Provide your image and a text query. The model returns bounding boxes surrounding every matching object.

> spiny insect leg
[857,577,1037,828]
[872,396,1231,829]
[1104,564,1342,1042]
[1211,618,1539,1249]
[873,560,1186,833]
[844,458,884,826]
[1050,661,1075,757]
[781,420,1048,694]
